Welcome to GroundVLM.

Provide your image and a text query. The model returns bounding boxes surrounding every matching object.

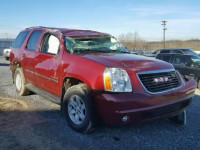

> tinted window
[26,30,42,51]
[173,50,183,54]
[41,34,60,55]
[182,49,198,56]
[156,54,162,59]
[162,55,171,62]
[173,55,188,66]
[160,50,170,53]
[12,31,29,48]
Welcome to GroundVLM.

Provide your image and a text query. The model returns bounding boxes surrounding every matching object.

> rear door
[34,33,62,96]
[23,30,43,85]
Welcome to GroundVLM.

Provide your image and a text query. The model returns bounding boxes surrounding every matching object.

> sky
[0,0,200,41]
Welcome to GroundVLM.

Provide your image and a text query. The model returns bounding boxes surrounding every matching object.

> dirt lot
[0,56,200,150]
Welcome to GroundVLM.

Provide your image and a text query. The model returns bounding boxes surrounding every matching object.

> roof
[25,26,109,37]
[157,53,192,56]
[159,48,191,51]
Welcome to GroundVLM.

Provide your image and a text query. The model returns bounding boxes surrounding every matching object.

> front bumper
[92,79,196,126]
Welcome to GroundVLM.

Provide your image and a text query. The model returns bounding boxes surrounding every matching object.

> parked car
[136,50,145,55]
[3,48,11,60]
[10,27,196,133]
[129,50,138,55]
[156,48,199,57]
[194,51,200,56]
[143,50,156,57]
[156,53,200,88]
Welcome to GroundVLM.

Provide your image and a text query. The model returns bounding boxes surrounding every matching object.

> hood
[81,53,173,73]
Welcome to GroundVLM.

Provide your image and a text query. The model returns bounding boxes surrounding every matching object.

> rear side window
[162,55,171,62]
[173,50,183,54]
[12,31,30,48]
[26,30,42,51]
[160,50,170,53]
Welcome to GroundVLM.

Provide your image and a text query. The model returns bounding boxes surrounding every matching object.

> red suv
[10,27,197,133]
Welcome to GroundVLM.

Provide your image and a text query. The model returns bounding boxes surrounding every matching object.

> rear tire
[63,84,95,133]
[14,68,30,96]
[169,110,186,125]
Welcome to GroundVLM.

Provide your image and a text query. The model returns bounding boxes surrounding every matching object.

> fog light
[122,116,129,122]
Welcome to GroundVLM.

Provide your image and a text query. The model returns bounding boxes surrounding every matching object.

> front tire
[14,68,30,96]
[63,84,95,133]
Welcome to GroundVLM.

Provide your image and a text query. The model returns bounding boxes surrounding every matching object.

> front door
[173,55,196,80]
[34,33,62,97]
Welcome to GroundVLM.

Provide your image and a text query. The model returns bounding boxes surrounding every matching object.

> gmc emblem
[154,77,169,83]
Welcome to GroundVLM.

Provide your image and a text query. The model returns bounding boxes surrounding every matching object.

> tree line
[118,32,200,51]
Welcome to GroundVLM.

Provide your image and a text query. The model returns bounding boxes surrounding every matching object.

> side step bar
[26,84,61,105]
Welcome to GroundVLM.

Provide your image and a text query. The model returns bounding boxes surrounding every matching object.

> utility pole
[161,20,167,48]
[134,31,137,50]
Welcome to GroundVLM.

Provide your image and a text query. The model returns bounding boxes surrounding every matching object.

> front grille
[138,70,181,93]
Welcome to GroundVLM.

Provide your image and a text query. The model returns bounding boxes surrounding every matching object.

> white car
[195,51,200,56]
[3,48,11,60]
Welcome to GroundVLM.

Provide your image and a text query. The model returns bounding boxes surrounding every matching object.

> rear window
[12,31,30,48]
[26,30,42,51]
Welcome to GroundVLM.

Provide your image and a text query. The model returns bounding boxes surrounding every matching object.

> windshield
[183,49,198,56]
[64,36,128,54]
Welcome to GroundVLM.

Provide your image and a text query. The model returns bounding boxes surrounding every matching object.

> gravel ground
[0,56,200,150]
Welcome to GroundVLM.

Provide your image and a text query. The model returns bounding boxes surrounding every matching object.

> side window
[26,30,42,51]
[162,55,171,62]
[185,57,193,67]
[173,50,183,54]
[41,34,60,55]
[173,56,187,66]
[12,31,30,48]
[160,50,170,53]
[156,54,162,60]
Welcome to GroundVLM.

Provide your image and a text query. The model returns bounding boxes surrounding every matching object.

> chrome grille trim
[137,69,183,94]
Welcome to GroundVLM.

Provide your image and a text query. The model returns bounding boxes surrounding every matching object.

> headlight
[103,68,132,92]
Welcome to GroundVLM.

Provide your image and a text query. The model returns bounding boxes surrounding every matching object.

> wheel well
[12,61,22,79]
[61,77,84,101]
